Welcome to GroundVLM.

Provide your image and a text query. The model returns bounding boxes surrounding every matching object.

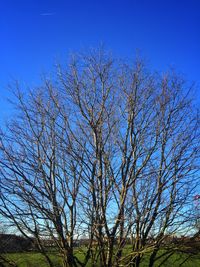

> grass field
[2,250,200,267]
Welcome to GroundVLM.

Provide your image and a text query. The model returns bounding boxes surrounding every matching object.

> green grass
[141,253,200,267]
[1,252,62,267]
[2,250,200,267]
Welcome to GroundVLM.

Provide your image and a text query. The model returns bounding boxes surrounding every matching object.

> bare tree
[0,48,199,267]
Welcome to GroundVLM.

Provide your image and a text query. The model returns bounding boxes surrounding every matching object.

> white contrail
[40,12,55,16]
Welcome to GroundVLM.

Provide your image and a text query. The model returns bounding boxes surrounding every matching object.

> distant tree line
[0,234,33,253]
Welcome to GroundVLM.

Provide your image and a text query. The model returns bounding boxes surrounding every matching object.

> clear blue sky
[0,0,200,120]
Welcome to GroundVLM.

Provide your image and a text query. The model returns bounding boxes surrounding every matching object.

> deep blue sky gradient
[0,0,200,120]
